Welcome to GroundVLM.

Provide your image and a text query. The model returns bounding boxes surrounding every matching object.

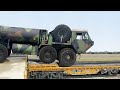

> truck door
[76,33,86,53]
[39,30,48,45]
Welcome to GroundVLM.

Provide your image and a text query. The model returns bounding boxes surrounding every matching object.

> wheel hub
[66,55,70,60]
[45,52,51,58]
[58,30,67,38]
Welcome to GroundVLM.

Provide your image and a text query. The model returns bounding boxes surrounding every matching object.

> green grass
[76,54,120,61]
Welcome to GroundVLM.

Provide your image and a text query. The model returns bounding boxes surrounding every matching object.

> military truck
[0,24,94,67]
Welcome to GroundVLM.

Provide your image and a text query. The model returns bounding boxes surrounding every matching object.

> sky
[0,11,119,52]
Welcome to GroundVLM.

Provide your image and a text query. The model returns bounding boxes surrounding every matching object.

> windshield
[82,32,90,40]
[76,32,91,40]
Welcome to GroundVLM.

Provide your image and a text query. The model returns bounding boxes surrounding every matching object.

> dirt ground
[0,54,120,79]
[77,54,120,61]
[0,55,26,79]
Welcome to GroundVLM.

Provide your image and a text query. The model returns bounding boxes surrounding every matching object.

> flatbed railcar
[24,56,120,79]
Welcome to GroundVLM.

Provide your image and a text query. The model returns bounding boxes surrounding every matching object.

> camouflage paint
[0,25,94,55]
[12,44,36,55]
[71,30,94,54]
[77,40,86,53]
[0,25,40,45]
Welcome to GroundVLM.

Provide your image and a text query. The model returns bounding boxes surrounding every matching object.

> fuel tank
[12,44,37,55]
[0,26,41,45]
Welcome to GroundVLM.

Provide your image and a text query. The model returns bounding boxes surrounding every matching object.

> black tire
[51,24,72,43]
[39,46,57,64]
[0,44,8,63]
[58,48,76,67]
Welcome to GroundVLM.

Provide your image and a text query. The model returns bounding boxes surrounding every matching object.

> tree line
[85,51,120,54]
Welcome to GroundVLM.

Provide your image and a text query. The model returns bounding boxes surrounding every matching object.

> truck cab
[71,30,94,54]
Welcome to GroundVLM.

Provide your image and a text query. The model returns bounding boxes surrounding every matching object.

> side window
[85,33,89,39]
[82,33,89,40]
[77,35,82,40]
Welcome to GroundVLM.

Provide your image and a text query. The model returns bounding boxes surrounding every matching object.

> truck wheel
[51,24,72,43]
[58,48,76,67]
[0,44,8,63]
[39,46,57,63]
